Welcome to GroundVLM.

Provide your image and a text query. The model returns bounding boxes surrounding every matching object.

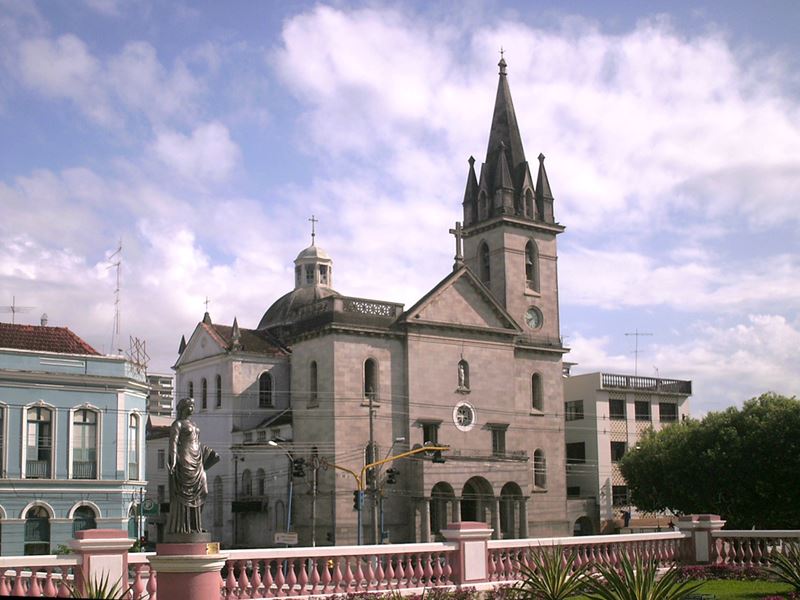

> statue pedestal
[148,542,227,600]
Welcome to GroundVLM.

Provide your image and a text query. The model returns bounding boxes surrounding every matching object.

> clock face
[525,307,542,329]
[453,402,476,431]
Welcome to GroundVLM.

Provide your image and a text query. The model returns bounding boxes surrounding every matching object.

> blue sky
[1,0,799,414]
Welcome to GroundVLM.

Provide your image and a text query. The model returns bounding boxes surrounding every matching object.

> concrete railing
[712,530,800,567]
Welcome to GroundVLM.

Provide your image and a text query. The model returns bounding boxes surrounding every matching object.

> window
[525,241,539,291]
[257,430,266,442]
[214,477,223,527]
[242,469,252,497]
[72,409,97,479]
[258,372,273,407]
[188,381,194,398]
[364,359,378,402]
[295,266,301,287]
[565,400,584,421]
[566,442,585,469]
[157,449,165,470]
[659,402,678,422]
[243,432,252,443]
[24,506,50,555]
[479,242,491,283]
[201,378,207,409]
[491,427,506,457]
[128,414,140,480]
[256,468,266,496]
[72,506,96,537]
[157,485,165,503]
[309,361,318,406]
[422,422,439,445]
[215,375,222,408]
[567,486,581,497]
[611,441,627,462]
[305,264,314,285]
[612,485,629,506]
[26,406,52,478]
[531,373,544,411]
[635,400,651,421]
[609,398,625,420]
[319,265,328,285]
[534,450,547,489]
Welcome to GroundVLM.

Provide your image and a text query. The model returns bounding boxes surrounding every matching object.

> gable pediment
[401,268,520,333]
[174,324,228,367]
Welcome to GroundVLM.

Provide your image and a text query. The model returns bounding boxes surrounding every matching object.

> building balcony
[601,373,692,395]
[445,447,528,462]
[72,461,97,479]
[26,460,51,478]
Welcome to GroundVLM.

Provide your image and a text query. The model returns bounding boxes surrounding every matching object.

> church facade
[173,58,570,547]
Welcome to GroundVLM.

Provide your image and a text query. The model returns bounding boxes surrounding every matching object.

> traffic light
[292,458,306,478]
[432,450,446,464]
[352,490,363,511]
[386,468,399,484]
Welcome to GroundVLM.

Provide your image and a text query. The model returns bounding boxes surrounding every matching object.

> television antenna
[0,296,34,324]
[126,336,150,376]
[625,328,653,376]
[107,239,122,353]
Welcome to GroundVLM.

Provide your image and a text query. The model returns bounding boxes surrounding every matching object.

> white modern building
[564,372,691,534]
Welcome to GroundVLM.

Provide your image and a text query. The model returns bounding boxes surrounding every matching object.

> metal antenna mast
[0,296,34,324]
[625,329,653,377]
[108,239,122,353]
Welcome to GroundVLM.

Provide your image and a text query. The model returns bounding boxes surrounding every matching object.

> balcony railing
[446,447,528,461]
[25,460,50,479]
[601,373,692,395]
[72,461,97,479]
[128,462,139,480]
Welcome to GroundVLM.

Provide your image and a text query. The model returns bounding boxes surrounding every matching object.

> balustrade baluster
[364,555,375,591]
[238,560,251,599]
[146,566,157,600]
[353,556,364,592]
[384,554,396,589]
[42,567,56,598]
[431,552,443,585]
[250,560,263,598]
[56,569,70,598]
[296,558,309,595]
[273,560,286,598]
[442,552,452,584]
[285,559,297,596]
[308,558,320,595]
[374,555,385,590]
[487,550,496,581]
[262,560,275,598]
[131,564,145,600]
[28,568,42,597]
[12,571,25,597]
[331,556,344,593]
[421,552,432,585]
[342,556,354,593]
[320,557,332,594]
[413,553,424,586]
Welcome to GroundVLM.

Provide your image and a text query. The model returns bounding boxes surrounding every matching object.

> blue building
[0,321,148,555]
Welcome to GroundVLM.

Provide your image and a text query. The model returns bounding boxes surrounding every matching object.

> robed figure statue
[166,397,220,535]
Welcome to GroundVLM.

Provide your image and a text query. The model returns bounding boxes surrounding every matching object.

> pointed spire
[484,56,526,196]
[202,311,212,325]
[462,155,479,225]
[535,153,553,200]
[178,335,187,355]
[495,141,514,191]
[231,317,241,351]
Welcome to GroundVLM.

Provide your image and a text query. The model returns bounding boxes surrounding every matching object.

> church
[172,57,570,547]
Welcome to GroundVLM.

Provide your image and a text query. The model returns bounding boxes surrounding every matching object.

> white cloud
[152,122,241,183]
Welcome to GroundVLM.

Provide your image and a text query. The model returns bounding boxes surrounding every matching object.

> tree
[620,393,800,529]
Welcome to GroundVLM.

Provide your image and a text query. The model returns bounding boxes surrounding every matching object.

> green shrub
[586,554,702,600]
[767,543,800,592]
[506,547,590,600]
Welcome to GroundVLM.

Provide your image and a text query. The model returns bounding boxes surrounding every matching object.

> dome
[295,244,331,262]
[257,285,341,330]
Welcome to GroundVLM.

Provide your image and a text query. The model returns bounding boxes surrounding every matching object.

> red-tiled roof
[0,322,100,355]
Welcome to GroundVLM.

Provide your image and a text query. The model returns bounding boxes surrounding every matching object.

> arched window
[309,361,318,407]
[256,468,266,496]
[72,409,98,479]
[275,500,285,532]
[531,373,544,411]
[188,381,194,398]
[479,242,491,284]
[128,414,140,480]
[201,378,208,409]
[364,359,378,402]
[259,372,273,407]
[213,477,223,527]
[215,375,222,408]
[26,406,52,478]
[457,359,470,390]
[72,506,97,536]
[24,506,50,555]
[534,450,547,489]
[242,469,252,497]
[525,241,539,291]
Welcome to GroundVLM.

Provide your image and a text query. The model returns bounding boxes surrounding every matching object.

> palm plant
[70,571,134,600]
[585,553,702,600]
[507,546,590,600]
[767,542,800,592]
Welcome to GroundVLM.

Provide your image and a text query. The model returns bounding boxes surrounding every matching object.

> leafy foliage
[620,393,800,529]
[585,554,702,600]
[70,571,133,600]
[507,547,590,600]
[767,543,800,592]
[676,563,765,581]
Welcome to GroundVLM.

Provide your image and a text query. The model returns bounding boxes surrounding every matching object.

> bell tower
[461,57,565,344]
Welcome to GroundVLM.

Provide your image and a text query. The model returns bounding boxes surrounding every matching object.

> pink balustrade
[0,555,79,597]
[487,532,692,582]
[712,531,800,567]
[220,542,455,598]
[128,553,157,600]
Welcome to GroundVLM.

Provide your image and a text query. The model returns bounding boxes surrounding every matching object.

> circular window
[453,401,476,432]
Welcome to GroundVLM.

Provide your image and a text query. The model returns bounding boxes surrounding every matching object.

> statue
[166,397,220,537]
[457,361,469,390]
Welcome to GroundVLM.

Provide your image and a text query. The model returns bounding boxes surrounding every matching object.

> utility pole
[310,453,319,547]
[232,453,244,547]
[367,391,379,545]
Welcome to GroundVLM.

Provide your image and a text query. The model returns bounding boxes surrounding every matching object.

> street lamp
[269,439,294,544]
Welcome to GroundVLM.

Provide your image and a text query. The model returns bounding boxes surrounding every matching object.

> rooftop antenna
[625,328,653,377]
[126,335,150,376]
[107,239,122,354]
[0,296,34,324]
[308,214,318,245]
